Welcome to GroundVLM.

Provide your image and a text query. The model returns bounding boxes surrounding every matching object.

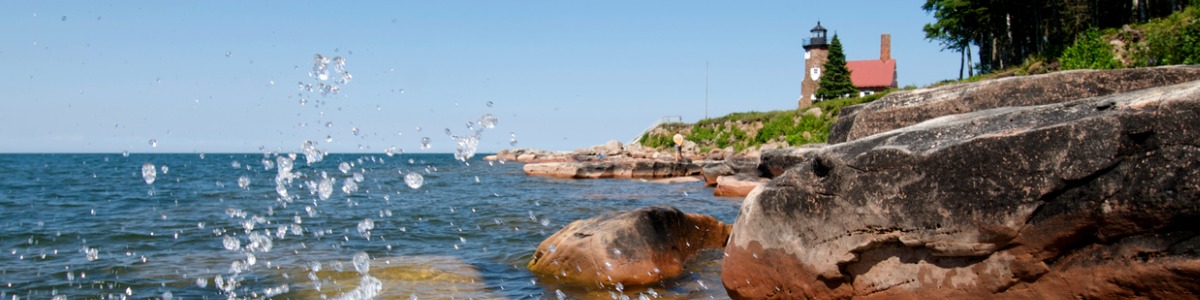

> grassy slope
[637,91,894,152]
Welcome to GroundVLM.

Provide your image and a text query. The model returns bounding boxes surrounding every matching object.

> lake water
[0,153,739,299]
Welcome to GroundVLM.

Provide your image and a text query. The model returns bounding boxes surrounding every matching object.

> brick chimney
[880,34,891,61]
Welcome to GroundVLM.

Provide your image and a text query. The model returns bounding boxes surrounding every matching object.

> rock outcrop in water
[523,160,702,179]
[529,206,731,286]
[723,68,1200,299]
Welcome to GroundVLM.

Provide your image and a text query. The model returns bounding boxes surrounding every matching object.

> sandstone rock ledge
[723,77,1200,299]
[523,160,703,179]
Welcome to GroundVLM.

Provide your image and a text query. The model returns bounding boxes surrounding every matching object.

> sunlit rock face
[829,65,1200,144]
[529,206,731,286]
[723,73,1200,299]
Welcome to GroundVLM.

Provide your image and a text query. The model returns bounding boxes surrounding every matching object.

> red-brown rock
[528,206,731,286]
[829,66,1200,143]
[713,174,768,197]
[724,72,1200,299]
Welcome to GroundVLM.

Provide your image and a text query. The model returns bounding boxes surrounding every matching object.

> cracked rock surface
[722,71,1200,299]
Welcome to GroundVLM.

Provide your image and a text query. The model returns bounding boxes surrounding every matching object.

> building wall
[799,47,828,108]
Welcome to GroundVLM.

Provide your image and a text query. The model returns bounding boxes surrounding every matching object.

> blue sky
[2,1,962,153]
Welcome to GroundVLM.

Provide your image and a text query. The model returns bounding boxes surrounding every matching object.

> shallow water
[0,153,739,299]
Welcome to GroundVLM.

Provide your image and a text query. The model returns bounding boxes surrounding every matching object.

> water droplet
[444,128,452,136]
[223,236,240,251]
[352,251,370,274]
[478,113,498,129]
[196,277,207,288]
[225,51,232,58]
[198,152,205,159]
[61,16,67,21]
[126,287,133,296]
[453,135,479,162]
[338,162,351,173]
[341,178,358,194]
[325,121,333,128]
[318,177,334,200]
[123,150,130,157]
[149,138,157,148]
[420,137,431,150]
[352,127,360,136]
[352,172,364,182]
[84,247,99,261]
[237,176,250,189]
[509,132,518,146]
[325,135,333,142]
[142,162,157,184]
[302,140,325,164]
[487,101,494,107]
[160,165,168,174]
[231,161,242,169]
[556,289,567,300]
[404,172,424,189]
[357,219,374,239]
[162,291,173,300]
[385,146,402,157]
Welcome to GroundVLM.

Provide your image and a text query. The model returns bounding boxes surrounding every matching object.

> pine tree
[816,34,857,100]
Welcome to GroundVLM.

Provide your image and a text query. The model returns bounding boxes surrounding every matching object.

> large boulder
[529,206,732,286]
[828,66,1200,143]
[723,78,1200,299]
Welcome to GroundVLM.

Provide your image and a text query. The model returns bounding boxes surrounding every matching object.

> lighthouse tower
[799,21,829,108]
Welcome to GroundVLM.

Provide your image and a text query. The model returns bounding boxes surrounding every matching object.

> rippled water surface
[0,153,739,299]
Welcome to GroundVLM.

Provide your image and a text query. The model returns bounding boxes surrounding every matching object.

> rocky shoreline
[511,66,1200,298]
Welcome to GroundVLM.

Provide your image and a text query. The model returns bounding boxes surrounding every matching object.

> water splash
[302,140,325,164]
[141,162,157,184]
[338,162,351,174]
[404,172,424,189]
[453,135,480,162]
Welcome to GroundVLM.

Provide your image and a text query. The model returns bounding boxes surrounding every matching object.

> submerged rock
[529,206,731,286]
[723,76,1200,299]
[829,65,1200,143]
[285,255,496,299]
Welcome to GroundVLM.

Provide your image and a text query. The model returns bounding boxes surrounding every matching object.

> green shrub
[1060,28,1120,70]
[1133,6,1200,66]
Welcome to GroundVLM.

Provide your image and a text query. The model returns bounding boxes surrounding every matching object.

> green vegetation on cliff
[638,91,892,152]
[923,0,1197,77]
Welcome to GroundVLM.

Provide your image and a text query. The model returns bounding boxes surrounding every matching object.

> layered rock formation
[528,206,732,286]
[723,71,1200,298]
[523,160,702,179]
[829,66,1200,143]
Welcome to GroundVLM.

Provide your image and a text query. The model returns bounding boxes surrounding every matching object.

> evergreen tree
[816,34,856,100]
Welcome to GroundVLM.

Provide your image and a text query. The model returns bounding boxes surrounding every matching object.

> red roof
[846,59,896,89]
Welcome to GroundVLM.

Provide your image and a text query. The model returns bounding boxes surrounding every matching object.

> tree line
[923,0,1196,78]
